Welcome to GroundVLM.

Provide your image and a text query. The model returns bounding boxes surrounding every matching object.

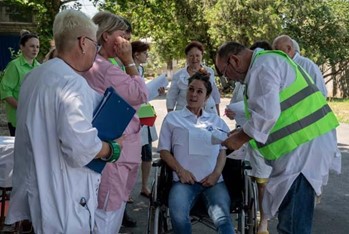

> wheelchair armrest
[242,160,252,170]
[152,158,164,167]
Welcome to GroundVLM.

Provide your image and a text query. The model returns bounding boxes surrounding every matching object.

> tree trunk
[332,65,337,97]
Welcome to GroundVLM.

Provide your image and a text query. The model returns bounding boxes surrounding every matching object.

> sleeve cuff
[243,123,269,144]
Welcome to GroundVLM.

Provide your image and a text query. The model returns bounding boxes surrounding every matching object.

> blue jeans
[277,173,315,234]
[168,181,234,234]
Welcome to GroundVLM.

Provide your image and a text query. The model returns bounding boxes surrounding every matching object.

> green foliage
[102,0,349,97]
[279,0,349,67]
[2,0,83,61]
[285,0,349,91]
[328,98,349,123]
[205,0,282,48]
[0,48,21,83]
[142,49,168,79]
[9,47,21,60]
[103,0,216,66]
[3,0,348,96]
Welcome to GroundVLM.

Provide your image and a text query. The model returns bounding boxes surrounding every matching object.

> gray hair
[92,11,128,45]
[217,42,246,60]
[292,39,300,53]
[53,10,97,52]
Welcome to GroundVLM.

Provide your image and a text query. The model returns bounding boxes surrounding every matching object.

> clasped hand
[178,169,196,184]
[224,108,236,120]
[222,128,246,150]
[179,169,220,187]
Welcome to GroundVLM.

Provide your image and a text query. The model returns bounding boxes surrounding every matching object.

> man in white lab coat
[273,35,328,97]
[216,42,340,234]
[5,10,122,233]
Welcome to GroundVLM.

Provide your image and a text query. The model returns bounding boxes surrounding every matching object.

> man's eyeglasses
[77,36,101,52]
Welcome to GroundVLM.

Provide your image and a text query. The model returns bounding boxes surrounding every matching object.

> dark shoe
[122,212,137,228]
[140,191,150,199]
[127,196,134,204]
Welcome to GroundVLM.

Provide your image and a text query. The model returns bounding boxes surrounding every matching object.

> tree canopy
[2,0,85,58]
[4,0,349,96]
[102,0,349,96]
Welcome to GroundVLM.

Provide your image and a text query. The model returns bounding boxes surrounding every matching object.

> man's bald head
[272,35,296,58]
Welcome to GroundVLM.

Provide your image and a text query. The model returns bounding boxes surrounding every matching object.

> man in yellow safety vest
[215,42,341,234]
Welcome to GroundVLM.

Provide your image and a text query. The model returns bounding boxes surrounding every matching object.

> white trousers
[93,201,126,234]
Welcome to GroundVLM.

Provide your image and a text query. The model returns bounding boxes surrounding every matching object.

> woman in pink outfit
[82,11,148,234]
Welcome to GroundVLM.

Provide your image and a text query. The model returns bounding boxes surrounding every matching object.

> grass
[222,93,349,124]
[328,98,349,124]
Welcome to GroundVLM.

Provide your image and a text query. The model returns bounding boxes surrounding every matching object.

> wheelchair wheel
[147,205,171,234]
[147,206,160,234]
[236,173,258,234]
[147,159,172,234]
[245,176,258,234]
[237,205,246,234]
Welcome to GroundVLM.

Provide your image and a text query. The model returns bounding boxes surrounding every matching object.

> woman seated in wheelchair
[158,68,235,233]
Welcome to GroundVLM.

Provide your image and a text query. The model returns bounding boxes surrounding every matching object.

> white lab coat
[293,52,328,97]
[166,66,220,114]
[5,58,103,234]
[243,49,341,218]
[228,82,272,179]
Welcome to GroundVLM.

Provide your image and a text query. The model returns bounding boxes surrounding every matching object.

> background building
[0,1,37,70]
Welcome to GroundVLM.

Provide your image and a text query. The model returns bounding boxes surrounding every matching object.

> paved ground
[122,96,349,234]
[1,97,347,234]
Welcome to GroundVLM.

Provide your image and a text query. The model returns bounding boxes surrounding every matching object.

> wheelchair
[147,157,258,234]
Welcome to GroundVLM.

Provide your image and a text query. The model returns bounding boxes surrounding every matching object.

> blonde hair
[92,11,127,45]
[53,10,97,52]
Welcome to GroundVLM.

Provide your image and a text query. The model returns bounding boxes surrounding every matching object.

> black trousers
[7,122,15,136]
[222,158,244,208]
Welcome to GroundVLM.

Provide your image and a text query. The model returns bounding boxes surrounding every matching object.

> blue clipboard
[86,87,136,173]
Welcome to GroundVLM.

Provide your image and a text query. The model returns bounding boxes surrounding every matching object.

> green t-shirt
[0,54,40,126]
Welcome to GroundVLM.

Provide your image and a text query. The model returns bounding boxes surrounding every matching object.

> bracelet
[101,141,121,163]
[125,63,136,68]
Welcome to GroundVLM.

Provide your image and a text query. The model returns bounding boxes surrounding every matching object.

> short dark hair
[188,67,212,97]
[216,42,246,60]
[184,41,204,55]
[250,40,272,50]
[131,41,150,54]
[19,30,38,46]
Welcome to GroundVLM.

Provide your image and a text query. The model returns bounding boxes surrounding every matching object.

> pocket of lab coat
[72,199,92,231]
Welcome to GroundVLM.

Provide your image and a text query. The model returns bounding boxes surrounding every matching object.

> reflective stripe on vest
[246,50,339,160]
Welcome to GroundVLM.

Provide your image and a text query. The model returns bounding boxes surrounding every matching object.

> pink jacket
[83,54,148,210]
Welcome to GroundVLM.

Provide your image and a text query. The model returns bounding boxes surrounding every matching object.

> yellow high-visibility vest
[245,50,339,160]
